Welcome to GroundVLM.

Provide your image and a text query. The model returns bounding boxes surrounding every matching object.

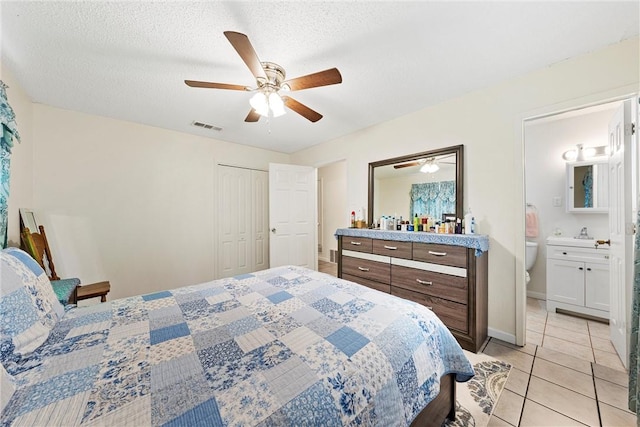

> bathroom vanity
[546,237,609,320]
[335,228,489,352]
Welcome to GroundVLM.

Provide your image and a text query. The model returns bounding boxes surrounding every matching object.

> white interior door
[608,99,633,368]
[269,163,317,269]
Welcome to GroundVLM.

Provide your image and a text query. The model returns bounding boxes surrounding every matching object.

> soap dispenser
[464,209,475,235]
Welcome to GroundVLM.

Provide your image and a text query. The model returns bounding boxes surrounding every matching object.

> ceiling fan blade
[281,96,323,122]
[283,68,342,91]
[245,109,260,122]
[224,31,267,81]
[393,162,420,169]
[185,80,249,91]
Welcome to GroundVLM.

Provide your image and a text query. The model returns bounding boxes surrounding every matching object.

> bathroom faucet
[576,227,591,239]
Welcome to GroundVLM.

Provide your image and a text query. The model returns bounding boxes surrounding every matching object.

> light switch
[552,196,562,207]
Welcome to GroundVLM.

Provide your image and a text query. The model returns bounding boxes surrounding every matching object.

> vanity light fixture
[420,158,440,173]
[562,143,608,162]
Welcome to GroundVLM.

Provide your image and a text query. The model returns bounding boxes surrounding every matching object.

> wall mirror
[368,145,464,226]
[566,160,608,213]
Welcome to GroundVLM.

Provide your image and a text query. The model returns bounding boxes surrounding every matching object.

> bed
[0,247,474,426]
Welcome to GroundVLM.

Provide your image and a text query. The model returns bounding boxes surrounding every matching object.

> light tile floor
[486,298,637,426]
[317,261,637,426]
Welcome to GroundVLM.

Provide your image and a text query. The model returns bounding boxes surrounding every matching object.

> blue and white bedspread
[2,265,474,426]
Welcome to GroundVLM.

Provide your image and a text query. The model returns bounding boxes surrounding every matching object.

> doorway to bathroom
[522,95,638,369]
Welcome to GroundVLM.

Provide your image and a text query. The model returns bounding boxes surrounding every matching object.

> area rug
[443,350,512,427]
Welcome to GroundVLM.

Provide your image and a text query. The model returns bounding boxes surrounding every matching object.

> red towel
[525,211,539,238]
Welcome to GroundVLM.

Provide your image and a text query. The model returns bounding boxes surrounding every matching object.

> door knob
[271,228,276,233]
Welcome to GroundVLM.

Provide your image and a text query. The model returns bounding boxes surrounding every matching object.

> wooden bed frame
[410,373,456,426]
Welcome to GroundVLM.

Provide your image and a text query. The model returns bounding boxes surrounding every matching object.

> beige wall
[27,105,289,300]
[2,66,34,247]
[291,37,640,341]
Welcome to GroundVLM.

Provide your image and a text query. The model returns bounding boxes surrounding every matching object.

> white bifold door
[218,165,269,278]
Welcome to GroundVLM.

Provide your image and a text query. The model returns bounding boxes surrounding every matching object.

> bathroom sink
[546,236,601,248]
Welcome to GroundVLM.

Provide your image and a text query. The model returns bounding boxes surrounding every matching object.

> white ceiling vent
[191,121,222,132]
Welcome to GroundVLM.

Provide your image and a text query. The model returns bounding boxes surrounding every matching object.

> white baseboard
[487,327,516,345]
[526,290,546,300]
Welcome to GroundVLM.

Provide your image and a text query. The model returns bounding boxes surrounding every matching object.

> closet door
[252,170,269,272]
[218,166,252,277]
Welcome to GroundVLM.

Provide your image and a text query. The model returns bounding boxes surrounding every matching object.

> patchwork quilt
[1,265,474,426]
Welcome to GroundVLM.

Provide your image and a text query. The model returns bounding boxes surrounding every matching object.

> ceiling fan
[394,154,457,170]
[185,31,342,123]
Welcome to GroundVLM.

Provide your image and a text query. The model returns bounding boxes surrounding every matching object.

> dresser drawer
[373,240,412,259]
[342,273,390,294]
[413,243,467,268]
[391,286,468,333]
[342,255,390,284]
[391,265,468,304]
[342,236,373,253]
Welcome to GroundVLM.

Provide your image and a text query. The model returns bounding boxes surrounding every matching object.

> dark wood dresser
[337,230,488,352]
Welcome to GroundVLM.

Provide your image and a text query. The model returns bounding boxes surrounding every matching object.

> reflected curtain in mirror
[0,80,22,248]
[409,181,456,221]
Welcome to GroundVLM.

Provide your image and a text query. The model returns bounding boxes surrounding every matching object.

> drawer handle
[579,267,584,270]
[416,278,433,286]
[358,267,370,272]
[428,251,447,256]
[562,252,567,255]
[350,241,362,246]
[384,245,398,250]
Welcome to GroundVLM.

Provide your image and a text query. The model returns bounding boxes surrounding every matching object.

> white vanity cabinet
[546,238,609,319]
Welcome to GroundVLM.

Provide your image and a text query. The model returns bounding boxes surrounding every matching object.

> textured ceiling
[1,1,638,154]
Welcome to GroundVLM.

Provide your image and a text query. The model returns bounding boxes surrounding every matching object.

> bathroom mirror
[368,145,463,226]
[566,160,608,213]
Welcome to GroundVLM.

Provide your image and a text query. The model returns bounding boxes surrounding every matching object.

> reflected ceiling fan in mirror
[185,31,342,123]
[393,154,456,172]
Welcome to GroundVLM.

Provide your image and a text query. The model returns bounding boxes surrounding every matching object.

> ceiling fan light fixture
[420,158,440,173]
[250,92,269,116]
[269,92,286,117]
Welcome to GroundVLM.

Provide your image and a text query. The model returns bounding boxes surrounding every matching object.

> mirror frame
[367,144,464,226]
[19,208,38,233]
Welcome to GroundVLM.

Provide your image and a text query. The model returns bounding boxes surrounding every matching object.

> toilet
[525,241,538,284]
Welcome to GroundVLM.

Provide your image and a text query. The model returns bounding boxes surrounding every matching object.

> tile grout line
[516,339,538,427]
[591,361,604,426]
[587,319,605,427]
